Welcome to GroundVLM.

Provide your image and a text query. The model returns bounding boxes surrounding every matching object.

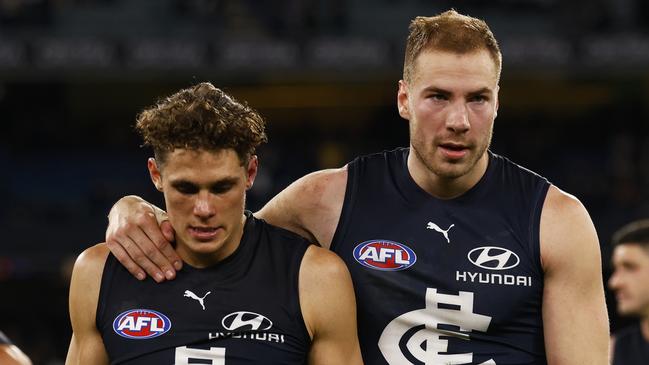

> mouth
[438,142,470,159]
[188,225,221,241]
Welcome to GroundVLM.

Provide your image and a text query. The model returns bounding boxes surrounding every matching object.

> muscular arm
[65,244,110,365]
[105,167,347,281]
[299,245,363,365]
[540,186,609,364]
[256,167,347,249]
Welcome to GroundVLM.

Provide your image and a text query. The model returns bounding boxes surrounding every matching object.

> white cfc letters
[379,288,496,365]
[175,346,226,365]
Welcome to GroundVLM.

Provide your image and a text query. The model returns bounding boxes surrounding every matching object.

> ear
[494,84,500,118]
[397,80,411,120]
[245,155,259,190]
[147,158,163,191]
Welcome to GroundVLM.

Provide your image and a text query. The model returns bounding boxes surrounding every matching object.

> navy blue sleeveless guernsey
[97,212,311,364]
[332,148,549,364]
[612,324,649,365]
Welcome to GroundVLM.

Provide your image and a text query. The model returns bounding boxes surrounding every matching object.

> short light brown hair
[136,82,267,165]
[403,9,502,83]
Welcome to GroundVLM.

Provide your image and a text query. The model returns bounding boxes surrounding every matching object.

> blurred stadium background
[0,0,648,363]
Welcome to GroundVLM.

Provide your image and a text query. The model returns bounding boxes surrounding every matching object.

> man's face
[398,49,499,180]
[609,243,649,317]
[148,148,257,267]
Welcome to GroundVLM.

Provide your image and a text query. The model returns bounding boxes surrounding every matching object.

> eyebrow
[423,86,493,97]
[170,177,240,189]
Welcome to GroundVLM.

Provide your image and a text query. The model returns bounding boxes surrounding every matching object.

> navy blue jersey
[331,148,549,364]
[0,331,11,345]
[612,324,649,365]
[97,212,311,364]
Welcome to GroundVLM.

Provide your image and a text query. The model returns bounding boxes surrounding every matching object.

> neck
[641,318,649,341]
[407,148,489,199]
[176,213,247,268]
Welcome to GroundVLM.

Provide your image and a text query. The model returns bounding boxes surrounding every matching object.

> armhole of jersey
[293,241,314,347]
[95,254,116,330]
[330,161,358,253]
[529,181,550,277]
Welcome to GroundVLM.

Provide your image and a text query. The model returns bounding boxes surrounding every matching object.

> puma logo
[426,222,455,243]
[184,290,211,311]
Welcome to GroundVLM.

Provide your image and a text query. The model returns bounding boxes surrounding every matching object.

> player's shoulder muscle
[257,166,348,247]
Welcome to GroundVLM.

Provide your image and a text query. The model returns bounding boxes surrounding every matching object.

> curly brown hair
[403,9,502,83]
[136,82,267,165]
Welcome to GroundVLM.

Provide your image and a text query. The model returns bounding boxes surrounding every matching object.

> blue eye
[429,94,447,101]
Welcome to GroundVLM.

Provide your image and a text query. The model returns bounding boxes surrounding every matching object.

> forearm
[108,195,166,223]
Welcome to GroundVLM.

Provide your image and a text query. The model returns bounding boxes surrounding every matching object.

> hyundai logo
[222,311,273,331]
[468,246,520,270]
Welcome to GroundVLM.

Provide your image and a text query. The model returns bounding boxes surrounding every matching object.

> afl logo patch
[112,309,171,339]
[468,246,520,270]
[353,240,417,271]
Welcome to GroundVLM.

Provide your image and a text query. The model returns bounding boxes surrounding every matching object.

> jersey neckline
[396,147,497,204]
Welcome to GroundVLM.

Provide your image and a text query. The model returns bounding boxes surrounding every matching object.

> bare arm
[256,167,347,250]
[540,186,609,364]
[299,245,363,364]
[106,195,180,282]
[105,166,347,281]
[0,345,31,365]
[65,244,110,365]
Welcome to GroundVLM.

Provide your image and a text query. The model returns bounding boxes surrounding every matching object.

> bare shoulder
[256,166,348,248]
[540,185,600,271]
[541,185,586,216]
[299,245,356,341]
[69,243,110,321]
[300,244,350,281]
[73,243,110,280]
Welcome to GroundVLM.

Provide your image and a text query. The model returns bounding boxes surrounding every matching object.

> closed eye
[172,181,199,195]
[209,181,236,194]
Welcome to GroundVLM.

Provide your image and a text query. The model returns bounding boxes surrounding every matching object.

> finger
[139,222,180,278]
[122,234,168,283]
[126,227,173,282]
[160,221,182,271]
[105,240,146,281]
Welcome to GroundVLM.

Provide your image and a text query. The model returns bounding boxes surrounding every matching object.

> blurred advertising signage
[126,39,207,69]
[0,39,25,67]
[306,38,390,68]
[33,38,116,68]
[219,40,298,69]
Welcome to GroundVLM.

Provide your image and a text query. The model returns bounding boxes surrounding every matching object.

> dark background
[1,0,648,363]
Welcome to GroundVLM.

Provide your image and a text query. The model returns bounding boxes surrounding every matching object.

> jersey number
[175,346,226,364]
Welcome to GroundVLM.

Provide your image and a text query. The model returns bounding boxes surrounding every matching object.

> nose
[446,101,470,133]
[608,271,621,290]
[193,191,216,219]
